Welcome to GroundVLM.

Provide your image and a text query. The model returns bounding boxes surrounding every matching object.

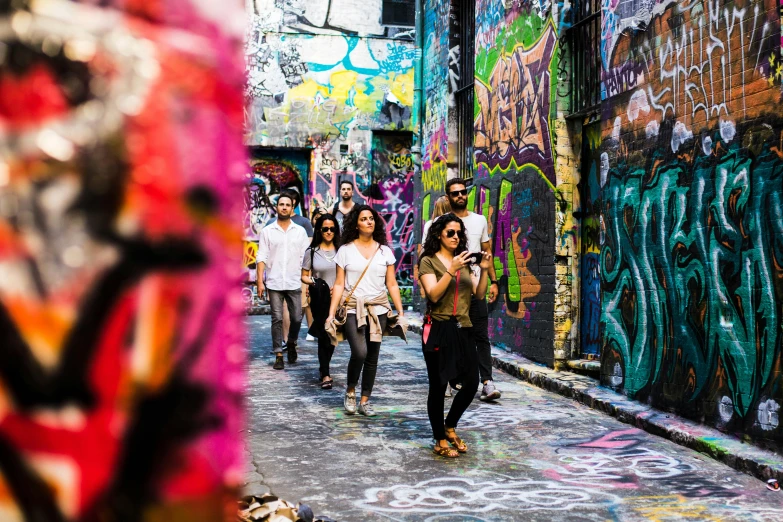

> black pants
[344,314,387,398]
[318,332,335,379]
[470,297,492,383]
[423,336,479,441]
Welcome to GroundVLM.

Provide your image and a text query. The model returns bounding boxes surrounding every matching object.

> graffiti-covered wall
[472,1,570,365]
[244,0,420,303]
[416,0,579,365]
[0,0,246,518]
[600,0,783,441]
[417,0,451,226]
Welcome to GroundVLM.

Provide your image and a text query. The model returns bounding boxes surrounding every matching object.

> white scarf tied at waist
[325,292,408,346]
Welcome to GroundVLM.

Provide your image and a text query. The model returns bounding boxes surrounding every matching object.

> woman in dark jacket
[302,214,341,389]
[418,213,492,457]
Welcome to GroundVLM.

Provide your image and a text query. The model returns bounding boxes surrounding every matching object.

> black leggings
[344,314,388,398]
[423,342,479,441]
[318,332,335,379]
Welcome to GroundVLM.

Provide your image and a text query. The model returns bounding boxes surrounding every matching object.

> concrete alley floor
[244,315,783,521]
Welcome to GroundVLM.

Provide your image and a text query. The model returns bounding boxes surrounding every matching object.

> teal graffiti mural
[600,0,783,442]
[602,122,783,440]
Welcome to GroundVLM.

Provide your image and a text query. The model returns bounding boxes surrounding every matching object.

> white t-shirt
[335,242,396,315]
[422,212,489,253]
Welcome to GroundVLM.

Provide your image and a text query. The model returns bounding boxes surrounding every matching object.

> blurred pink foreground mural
[0,0,247,520]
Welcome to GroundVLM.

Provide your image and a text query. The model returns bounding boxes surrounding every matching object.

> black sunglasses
[449,189,468,197]
[321,226,336,233]
[445,229,462,238]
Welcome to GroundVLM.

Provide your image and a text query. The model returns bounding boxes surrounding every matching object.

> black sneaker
[287,343,298,364]
[273,355,285,370]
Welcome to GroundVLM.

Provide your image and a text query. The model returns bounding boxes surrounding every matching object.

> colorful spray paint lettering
[0,0,246,519]
[470,3,563,364]
[601,0,783,442]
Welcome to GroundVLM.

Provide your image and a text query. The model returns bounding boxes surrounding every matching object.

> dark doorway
[579,122,602,358]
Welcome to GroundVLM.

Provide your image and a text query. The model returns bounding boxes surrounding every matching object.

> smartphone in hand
[467,252,483,265]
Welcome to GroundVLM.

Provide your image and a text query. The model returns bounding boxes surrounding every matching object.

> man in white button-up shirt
[257,193,310,369]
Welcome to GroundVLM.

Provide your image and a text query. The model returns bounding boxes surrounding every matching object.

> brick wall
[600,0,783,442]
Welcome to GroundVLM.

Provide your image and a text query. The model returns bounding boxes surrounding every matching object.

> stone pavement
[244,315,783,521]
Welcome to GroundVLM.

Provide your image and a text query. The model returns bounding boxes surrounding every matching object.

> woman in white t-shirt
[326,205,405,417]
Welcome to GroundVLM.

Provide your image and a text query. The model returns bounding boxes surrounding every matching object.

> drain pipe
[411,0,425,311]
[412,0,425,176]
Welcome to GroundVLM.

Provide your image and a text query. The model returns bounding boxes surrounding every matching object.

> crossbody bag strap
[452,269,460,316]
[342,244,381,305]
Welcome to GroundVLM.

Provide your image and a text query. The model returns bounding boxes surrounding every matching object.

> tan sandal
[445,428,468,453]
[433,443,459,458]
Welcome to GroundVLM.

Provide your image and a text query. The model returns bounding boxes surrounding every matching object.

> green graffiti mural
[602,121,783,437]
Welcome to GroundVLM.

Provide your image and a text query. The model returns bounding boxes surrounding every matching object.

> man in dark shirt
[266,189,313,237]
[332,180,356,227]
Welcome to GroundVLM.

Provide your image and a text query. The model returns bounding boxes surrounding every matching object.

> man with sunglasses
[442,178,501,401]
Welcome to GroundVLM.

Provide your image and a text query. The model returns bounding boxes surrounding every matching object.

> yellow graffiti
[243,241,258,269]
[422,161,447,193]
[632,496,722,521]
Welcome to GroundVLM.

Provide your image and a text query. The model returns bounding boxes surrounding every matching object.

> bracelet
[445,271,455,278]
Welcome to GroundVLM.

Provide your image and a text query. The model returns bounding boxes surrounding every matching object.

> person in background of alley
[326,205,405,416]
[421,195,452,241]
[332,180,357,227]
[417,195,454,397]
[445,178,501,402]
[418,213,492,458]
[304,205,328,342]
[257,193,310,370]
[302,214,341,389]
[274,189,312,349]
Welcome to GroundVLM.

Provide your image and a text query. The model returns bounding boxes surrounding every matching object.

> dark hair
[339,180,354,189]
[277,192,295,206]
[340,205,388,246]
[418,213,467,265]
[445,178,468,193]
[280,189,299,206]
[311,206,326,226]
[309,214,341,251]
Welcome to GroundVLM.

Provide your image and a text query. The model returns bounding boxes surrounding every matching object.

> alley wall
[243,0,420,303]
[600,0,783,442]
[417,0,579,366]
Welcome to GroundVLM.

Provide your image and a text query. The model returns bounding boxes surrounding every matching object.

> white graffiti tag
[553,447,695,484]
[356,477,622,514]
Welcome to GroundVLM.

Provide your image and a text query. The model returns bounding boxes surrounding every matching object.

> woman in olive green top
[418,213,492,458]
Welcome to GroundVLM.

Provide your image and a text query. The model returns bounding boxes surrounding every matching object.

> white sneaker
[480,381,501,401]
[306,334,315,341]
[344,391,357,415]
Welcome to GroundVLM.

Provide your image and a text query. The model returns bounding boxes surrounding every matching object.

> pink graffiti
[577,429,644,449]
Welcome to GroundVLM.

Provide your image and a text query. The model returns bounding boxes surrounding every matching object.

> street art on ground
[0,0,246,520]
[601,0,783,442]
[245,315,783,521]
